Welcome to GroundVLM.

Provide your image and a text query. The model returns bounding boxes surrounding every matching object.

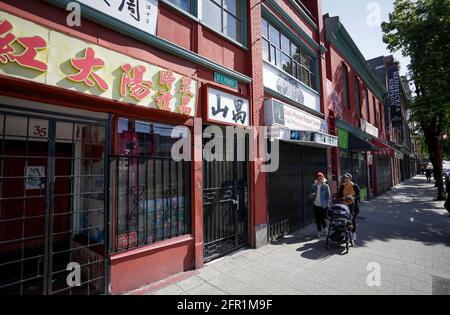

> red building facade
[0,0,258,295]
[0,0,394,296]
[323,15,392,199]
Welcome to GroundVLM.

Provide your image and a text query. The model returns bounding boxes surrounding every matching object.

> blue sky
[322,0,411,75]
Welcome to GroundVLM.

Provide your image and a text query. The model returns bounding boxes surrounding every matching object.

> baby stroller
[325,202,354,254]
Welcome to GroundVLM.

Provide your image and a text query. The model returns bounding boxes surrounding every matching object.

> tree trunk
[423,125,446,200]
[432,140,446,200]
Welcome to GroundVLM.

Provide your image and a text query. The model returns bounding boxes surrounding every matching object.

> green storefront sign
[338,128,349,150]
[214,72,238,89]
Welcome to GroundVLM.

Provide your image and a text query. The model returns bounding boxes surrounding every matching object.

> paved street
[133,176,450,295]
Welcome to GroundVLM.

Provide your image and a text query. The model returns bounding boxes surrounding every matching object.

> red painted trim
[110,235,194,263]
[126,270,199,295]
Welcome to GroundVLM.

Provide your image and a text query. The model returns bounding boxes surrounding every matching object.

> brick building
[323,14,393,199]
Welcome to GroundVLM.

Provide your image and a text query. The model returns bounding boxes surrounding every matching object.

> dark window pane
[342,63,350,109]
[301,67,310,86]
[269,24,280,48]
[270,45,277,65]
[275,49,281,67]
[281,53,292,74]
[291,43,299,60]
[224,0,242,18]
[292,62,298,79]
[354,77,360,115]
[115,118,191,251]
[300,51,308,66]
[310,74,316,90]
[262,38,270,61]
[223,12,241,42]
[202,0,222,32]
[281,34,290,55]
[261,18,268,38]
[167,0,190,12]
[308,55,315,72]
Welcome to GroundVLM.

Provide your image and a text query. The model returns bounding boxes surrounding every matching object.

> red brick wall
[248,0,267,241]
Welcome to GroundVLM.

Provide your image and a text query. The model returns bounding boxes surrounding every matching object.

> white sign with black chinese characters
[76,0,158,35]
[360,119,379,138]
[207,87,250,127]
[263,62,321,113]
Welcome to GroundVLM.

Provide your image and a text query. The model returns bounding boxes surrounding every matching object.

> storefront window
[202,0,244,43]
[112,118,191,252]
[261,18,318,91]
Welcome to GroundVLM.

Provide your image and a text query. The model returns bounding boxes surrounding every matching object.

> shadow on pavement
[268,176,450,259]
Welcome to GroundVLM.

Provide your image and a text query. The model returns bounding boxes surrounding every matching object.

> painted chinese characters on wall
[0,19,47,72]
[0,11,198,116]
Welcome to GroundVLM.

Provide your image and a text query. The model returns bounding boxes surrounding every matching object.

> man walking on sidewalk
[426,167,433,183]
[311,172,330,238]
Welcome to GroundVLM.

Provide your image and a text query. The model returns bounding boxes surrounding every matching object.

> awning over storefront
[372,139,404,160]
[336,119,379,151]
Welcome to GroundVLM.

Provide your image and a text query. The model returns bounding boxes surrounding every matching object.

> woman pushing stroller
[338,173,361,242]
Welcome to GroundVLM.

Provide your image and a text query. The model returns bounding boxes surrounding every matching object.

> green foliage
[382,0,450,199]
[382,0,450,133]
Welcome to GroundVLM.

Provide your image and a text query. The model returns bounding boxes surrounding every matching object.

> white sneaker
[352,233,357,241]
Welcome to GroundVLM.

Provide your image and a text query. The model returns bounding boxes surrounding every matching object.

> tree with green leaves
[382,0,450,200]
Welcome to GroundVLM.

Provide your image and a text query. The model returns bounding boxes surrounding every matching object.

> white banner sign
[207,87,250,127]
[76,0,158,35]
[265,99,328,133]
[263,62,320,113]
[361,119,379,138]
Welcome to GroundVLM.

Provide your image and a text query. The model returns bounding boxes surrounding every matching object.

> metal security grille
[302,146,328,224]
[203,131,248,262]
[0,111,108,295]
[268,142,327,242]
[376,157,391,195]
[111,156,191,252]
[340,152,368,197]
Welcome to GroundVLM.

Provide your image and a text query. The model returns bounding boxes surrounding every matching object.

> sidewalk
[129,176,450,295]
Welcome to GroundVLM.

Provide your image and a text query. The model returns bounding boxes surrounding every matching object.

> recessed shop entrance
[0,109,108,295]
[202,126,249,262]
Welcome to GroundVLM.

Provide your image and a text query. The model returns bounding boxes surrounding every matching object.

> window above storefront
[261,17,318,91]
[166,0,193,13]
[161,0,246,46]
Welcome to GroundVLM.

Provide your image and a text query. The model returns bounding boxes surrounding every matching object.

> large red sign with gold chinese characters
[0,11,197,116]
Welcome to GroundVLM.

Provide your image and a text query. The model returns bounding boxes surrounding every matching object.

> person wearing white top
[311,172,330,238]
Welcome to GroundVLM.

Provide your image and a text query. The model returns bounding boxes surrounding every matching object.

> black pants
[313,205,328,232]
[350,204,359,233]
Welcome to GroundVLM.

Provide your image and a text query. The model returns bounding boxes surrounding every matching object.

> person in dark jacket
[425,168,433,183]
[338,173,361,241]
[311,172,331,238]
